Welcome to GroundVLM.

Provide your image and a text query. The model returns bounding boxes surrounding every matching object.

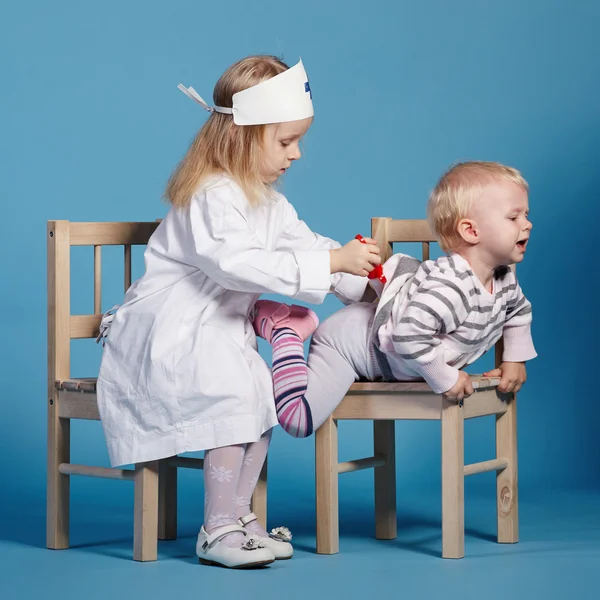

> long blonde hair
[165,55,289,207]
[427,161,529,253]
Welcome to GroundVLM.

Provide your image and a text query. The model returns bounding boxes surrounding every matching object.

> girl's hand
[330,238,381,276]
[483,362,527,394]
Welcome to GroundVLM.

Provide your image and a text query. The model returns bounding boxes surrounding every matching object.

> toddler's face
[260,118,312,183]
[469,181,532,267]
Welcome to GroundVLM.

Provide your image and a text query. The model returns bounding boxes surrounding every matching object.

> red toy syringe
[355,234,387,284]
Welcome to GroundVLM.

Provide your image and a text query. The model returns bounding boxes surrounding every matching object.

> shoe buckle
[241,535,265,550]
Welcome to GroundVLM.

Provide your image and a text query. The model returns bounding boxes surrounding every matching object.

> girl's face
[260,117,312,183]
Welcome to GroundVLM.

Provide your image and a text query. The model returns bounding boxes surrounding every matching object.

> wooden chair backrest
[369,217,503,365]
[371,217,436,262]
[47,220,159,383]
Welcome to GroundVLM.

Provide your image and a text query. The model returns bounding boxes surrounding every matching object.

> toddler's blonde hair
[165,55,288,208]
[427,161,528,253]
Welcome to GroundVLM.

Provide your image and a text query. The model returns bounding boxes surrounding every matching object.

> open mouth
[516,239,528,250]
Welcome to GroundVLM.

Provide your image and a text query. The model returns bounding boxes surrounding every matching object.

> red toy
[355,235,387,284]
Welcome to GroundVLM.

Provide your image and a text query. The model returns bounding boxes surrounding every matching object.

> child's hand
[330,238,381,276]
[483,362,527,394]
[443,370,473,402]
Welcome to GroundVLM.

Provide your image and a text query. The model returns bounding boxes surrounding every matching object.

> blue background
[2,0,599,597]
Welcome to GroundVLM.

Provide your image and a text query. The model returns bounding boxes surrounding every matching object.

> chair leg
[250,457,268,529]
[47,412,70,550]
[133,461,159,561]
[441,397,465,559]
[374,420,397,540]
[316,416,339,554]
[158,459,177,541]
[496,394,518,543]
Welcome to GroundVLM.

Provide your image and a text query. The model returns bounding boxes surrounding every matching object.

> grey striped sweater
[370,253,537,394]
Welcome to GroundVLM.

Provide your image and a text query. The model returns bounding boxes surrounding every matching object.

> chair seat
[349,375,500,393]
[55,376,500,395]
[55,378,98,393]
[337,375,505,421]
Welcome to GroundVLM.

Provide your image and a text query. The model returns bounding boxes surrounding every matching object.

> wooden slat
[94,245,101,313]
[348,376,499,393]
[463,389,508,420]
[374,420,397,540]
[133,462,159,561]
[158,460,178,541]
[59,463,134,480]
[315,417,339,554]
[464,458,508,477]
[372,217,393,262]
[69,222,159,246]
[388,219,437,243]
[471,376,501,390]
[56,378,97,392]
[47,220,71,550]
[422,241,430,261]
[495,319,519,544]
[58,390,100,420]
[497,396,519,543]
[441,396,465,558]
[334,393,442,420]
[338,455,386,474]
[167,456,204,470]
[349,381,433,393]
[124,244,132,291]
[70,314,101,339]
[251,459,268,530]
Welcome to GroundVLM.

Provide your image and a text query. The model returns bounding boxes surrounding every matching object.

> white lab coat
[97,175,367,466]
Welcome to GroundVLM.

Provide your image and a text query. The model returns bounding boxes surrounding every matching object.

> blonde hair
[427,161,529,253]
[165,55,289,208]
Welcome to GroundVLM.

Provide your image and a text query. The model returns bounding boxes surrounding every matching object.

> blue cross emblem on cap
[304,81,312,99]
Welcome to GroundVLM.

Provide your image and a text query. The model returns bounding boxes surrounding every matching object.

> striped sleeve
[502,275,537,362]
[391,266,471,393]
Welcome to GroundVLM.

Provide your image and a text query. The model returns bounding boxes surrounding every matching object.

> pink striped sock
[270,327,313,438]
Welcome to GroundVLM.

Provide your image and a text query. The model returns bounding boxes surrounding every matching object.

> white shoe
[196,524,275,569]
[238,513,294,560]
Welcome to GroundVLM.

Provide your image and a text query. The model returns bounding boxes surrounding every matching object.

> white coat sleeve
[275,198,368,305]
[187,187,332,303]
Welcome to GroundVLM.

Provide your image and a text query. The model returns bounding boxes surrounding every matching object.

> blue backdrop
[2,0,599,534]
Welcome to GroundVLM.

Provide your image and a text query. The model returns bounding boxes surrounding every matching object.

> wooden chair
[315,217,518,559]
[47,220,267,561]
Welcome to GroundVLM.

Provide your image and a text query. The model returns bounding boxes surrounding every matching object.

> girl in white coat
[97,55,380,568]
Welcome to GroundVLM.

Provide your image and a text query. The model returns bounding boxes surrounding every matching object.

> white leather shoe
[196,524,275,569]
[238,513,293,560]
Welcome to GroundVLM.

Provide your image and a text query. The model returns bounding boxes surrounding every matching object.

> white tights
[203,429,272,548]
